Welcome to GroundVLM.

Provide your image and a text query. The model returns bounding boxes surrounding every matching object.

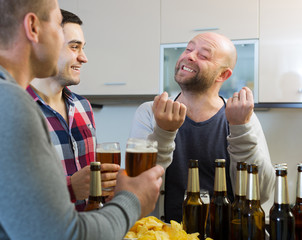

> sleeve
[129,101,177,170]
[0,85,140,240]
[227,112,275,204]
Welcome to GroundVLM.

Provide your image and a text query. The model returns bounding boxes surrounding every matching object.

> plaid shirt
[27,85,96,211]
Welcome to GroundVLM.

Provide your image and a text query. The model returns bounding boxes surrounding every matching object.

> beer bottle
[84,162,103,211]
[183,159,206,240]
[270,163,295,240]
[209,159,231,240]
[230,161,247,240]
[292,163,302,240]
[242,164,265,240]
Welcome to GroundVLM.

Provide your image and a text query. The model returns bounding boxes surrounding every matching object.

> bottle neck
[235,169,247,196]
[274,175,289,204]
[187,168,200,193]
[246,172,260,200]
[214,166,227,192]
[297,171,302,198]
[89,169,102,197]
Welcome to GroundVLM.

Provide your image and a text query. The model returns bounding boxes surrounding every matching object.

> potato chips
[124,216,200,240]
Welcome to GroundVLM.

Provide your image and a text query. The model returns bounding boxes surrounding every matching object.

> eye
[198,54,207,60]
[70,45,79,50]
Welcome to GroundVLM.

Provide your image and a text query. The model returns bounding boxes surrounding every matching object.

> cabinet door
[259,0,302,103]
[68,0,160,95]
[161,0,259,44]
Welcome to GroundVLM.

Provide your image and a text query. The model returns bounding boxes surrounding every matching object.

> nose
[78,49,88,64]
[187,50,197,62]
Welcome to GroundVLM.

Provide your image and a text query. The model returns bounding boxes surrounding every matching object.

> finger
[179,103,187,118]
[101,171,118,181]
[172,101,180,115]
[101,163,120,172]
[243,87,254,102]
[232,92,239,102]
[164,99,173,114]
[102,179,117,189]
[156,92,169,113]
[148,165,164,178]
[239,88,247,104]
[152,95,161,112]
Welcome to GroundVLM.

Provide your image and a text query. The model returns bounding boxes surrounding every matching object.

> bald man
[130,32,275,223]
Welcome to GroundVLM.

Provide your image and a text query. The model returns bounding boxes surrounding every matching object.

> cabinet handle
[298,88,302,93]
[103,82,126,86]
[193,27,219,32]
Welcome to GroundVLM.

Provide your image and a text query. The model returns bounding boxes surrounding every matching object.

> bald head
[192,32,237,70]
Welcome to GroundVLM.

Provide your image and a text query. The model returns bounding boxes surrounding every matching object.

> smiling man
[27,9,120,211]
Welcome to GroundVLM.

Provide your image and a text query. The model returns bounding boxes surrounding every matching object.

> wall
[92,104,302,216]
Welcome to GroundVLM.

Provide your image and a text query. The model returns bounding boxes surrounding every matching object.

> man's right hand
[114,165,164,218]
[152,92,186,132]
[70,165,90,200]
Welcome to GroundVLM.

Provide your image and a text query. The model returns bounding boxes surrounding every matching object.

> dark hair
[61,9,82,26]
[0,0,53,48]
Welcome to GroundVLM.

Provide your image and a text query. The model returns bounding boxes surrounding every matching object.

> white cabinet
[259,0,302,103]
[60,0,160,96]
[160,0,259,44]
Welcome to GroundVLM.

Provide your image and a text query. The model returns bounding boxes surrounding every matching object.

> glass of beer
[96,142,121,192]
[125,138,158,177]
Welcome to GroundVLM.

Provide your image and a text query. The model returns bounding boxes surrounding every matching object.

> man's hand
[225,87,254,125]
[115,165,164,218]
[101,163,120,199]
[70,165,90,200]
[152,92,187,131]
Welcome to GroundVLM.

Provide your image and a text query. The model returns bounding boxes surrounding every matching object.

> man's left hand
[225,87,254,125]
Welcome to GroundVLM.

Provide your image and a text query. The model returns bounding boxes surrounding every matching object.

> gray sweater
[0,65,140,240]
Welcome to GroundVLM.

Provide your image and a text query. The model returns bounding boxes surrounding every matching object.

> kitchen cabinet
[60,0,160,96]
[259,0,302,103]
[160,0,259,44]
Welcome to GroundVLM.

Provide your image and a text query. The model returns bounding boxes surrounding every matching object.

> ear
[23,13,40,43]
[217,68,232,83]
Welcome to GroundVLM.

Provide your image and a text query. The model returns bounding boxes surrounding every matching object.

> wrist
[67,176,77,203]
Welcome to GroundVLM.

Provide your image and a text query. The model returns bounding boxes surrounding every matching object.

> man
[130,32,275,222]
[26,9,119,211]
[0,0,164,239]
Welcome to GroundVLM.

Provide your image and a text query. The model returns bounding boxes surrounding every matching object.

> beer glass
[125,138,158,177]
[96,142,121,192]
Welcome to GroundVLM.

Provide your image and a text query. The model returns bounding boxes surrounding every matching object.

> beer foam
[96,150,121,153]
[126,148,157,153]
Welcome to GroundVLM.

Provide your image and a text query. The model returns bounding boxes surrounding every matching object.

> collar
[27,85,75,107]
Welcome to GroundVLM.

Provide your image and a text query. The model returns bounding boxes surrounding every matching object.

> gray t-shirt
[0,65,140,240]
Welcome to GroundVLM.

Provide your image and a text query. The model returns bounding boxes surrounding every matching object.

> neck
[30,78,64,106]
[0,47,34,89]
[176,88,224,122]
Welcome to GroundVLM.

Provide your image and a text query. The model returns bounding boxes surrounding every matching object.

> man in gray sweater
[0,0,164,239]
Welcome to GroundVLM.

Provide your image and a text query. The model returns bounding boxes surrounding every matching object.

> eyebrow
[68,40,86,46]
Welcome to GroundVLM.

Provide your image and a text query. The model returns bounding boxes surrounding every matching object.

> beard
[174,64,219,93]
[54,70,80,87]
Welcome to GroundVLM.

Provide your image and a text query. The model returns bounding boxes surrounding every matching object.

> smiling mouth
[182,65,194,73]
[71,66,80,71]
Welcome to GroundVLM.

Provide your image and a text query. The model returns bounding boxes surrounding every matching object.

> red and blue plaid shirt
[27,85,96,211]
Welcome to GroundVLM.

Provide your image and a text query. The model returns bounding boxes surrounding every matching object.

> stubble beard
[174,67,216,93]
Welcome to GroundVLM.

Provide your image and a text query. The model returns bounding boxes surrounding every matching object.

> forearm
[227,113,275,204]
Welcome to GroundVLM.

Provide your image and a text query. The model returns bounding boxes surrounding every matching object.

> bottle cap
[188,159,199,168]
[236,161,247,171]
